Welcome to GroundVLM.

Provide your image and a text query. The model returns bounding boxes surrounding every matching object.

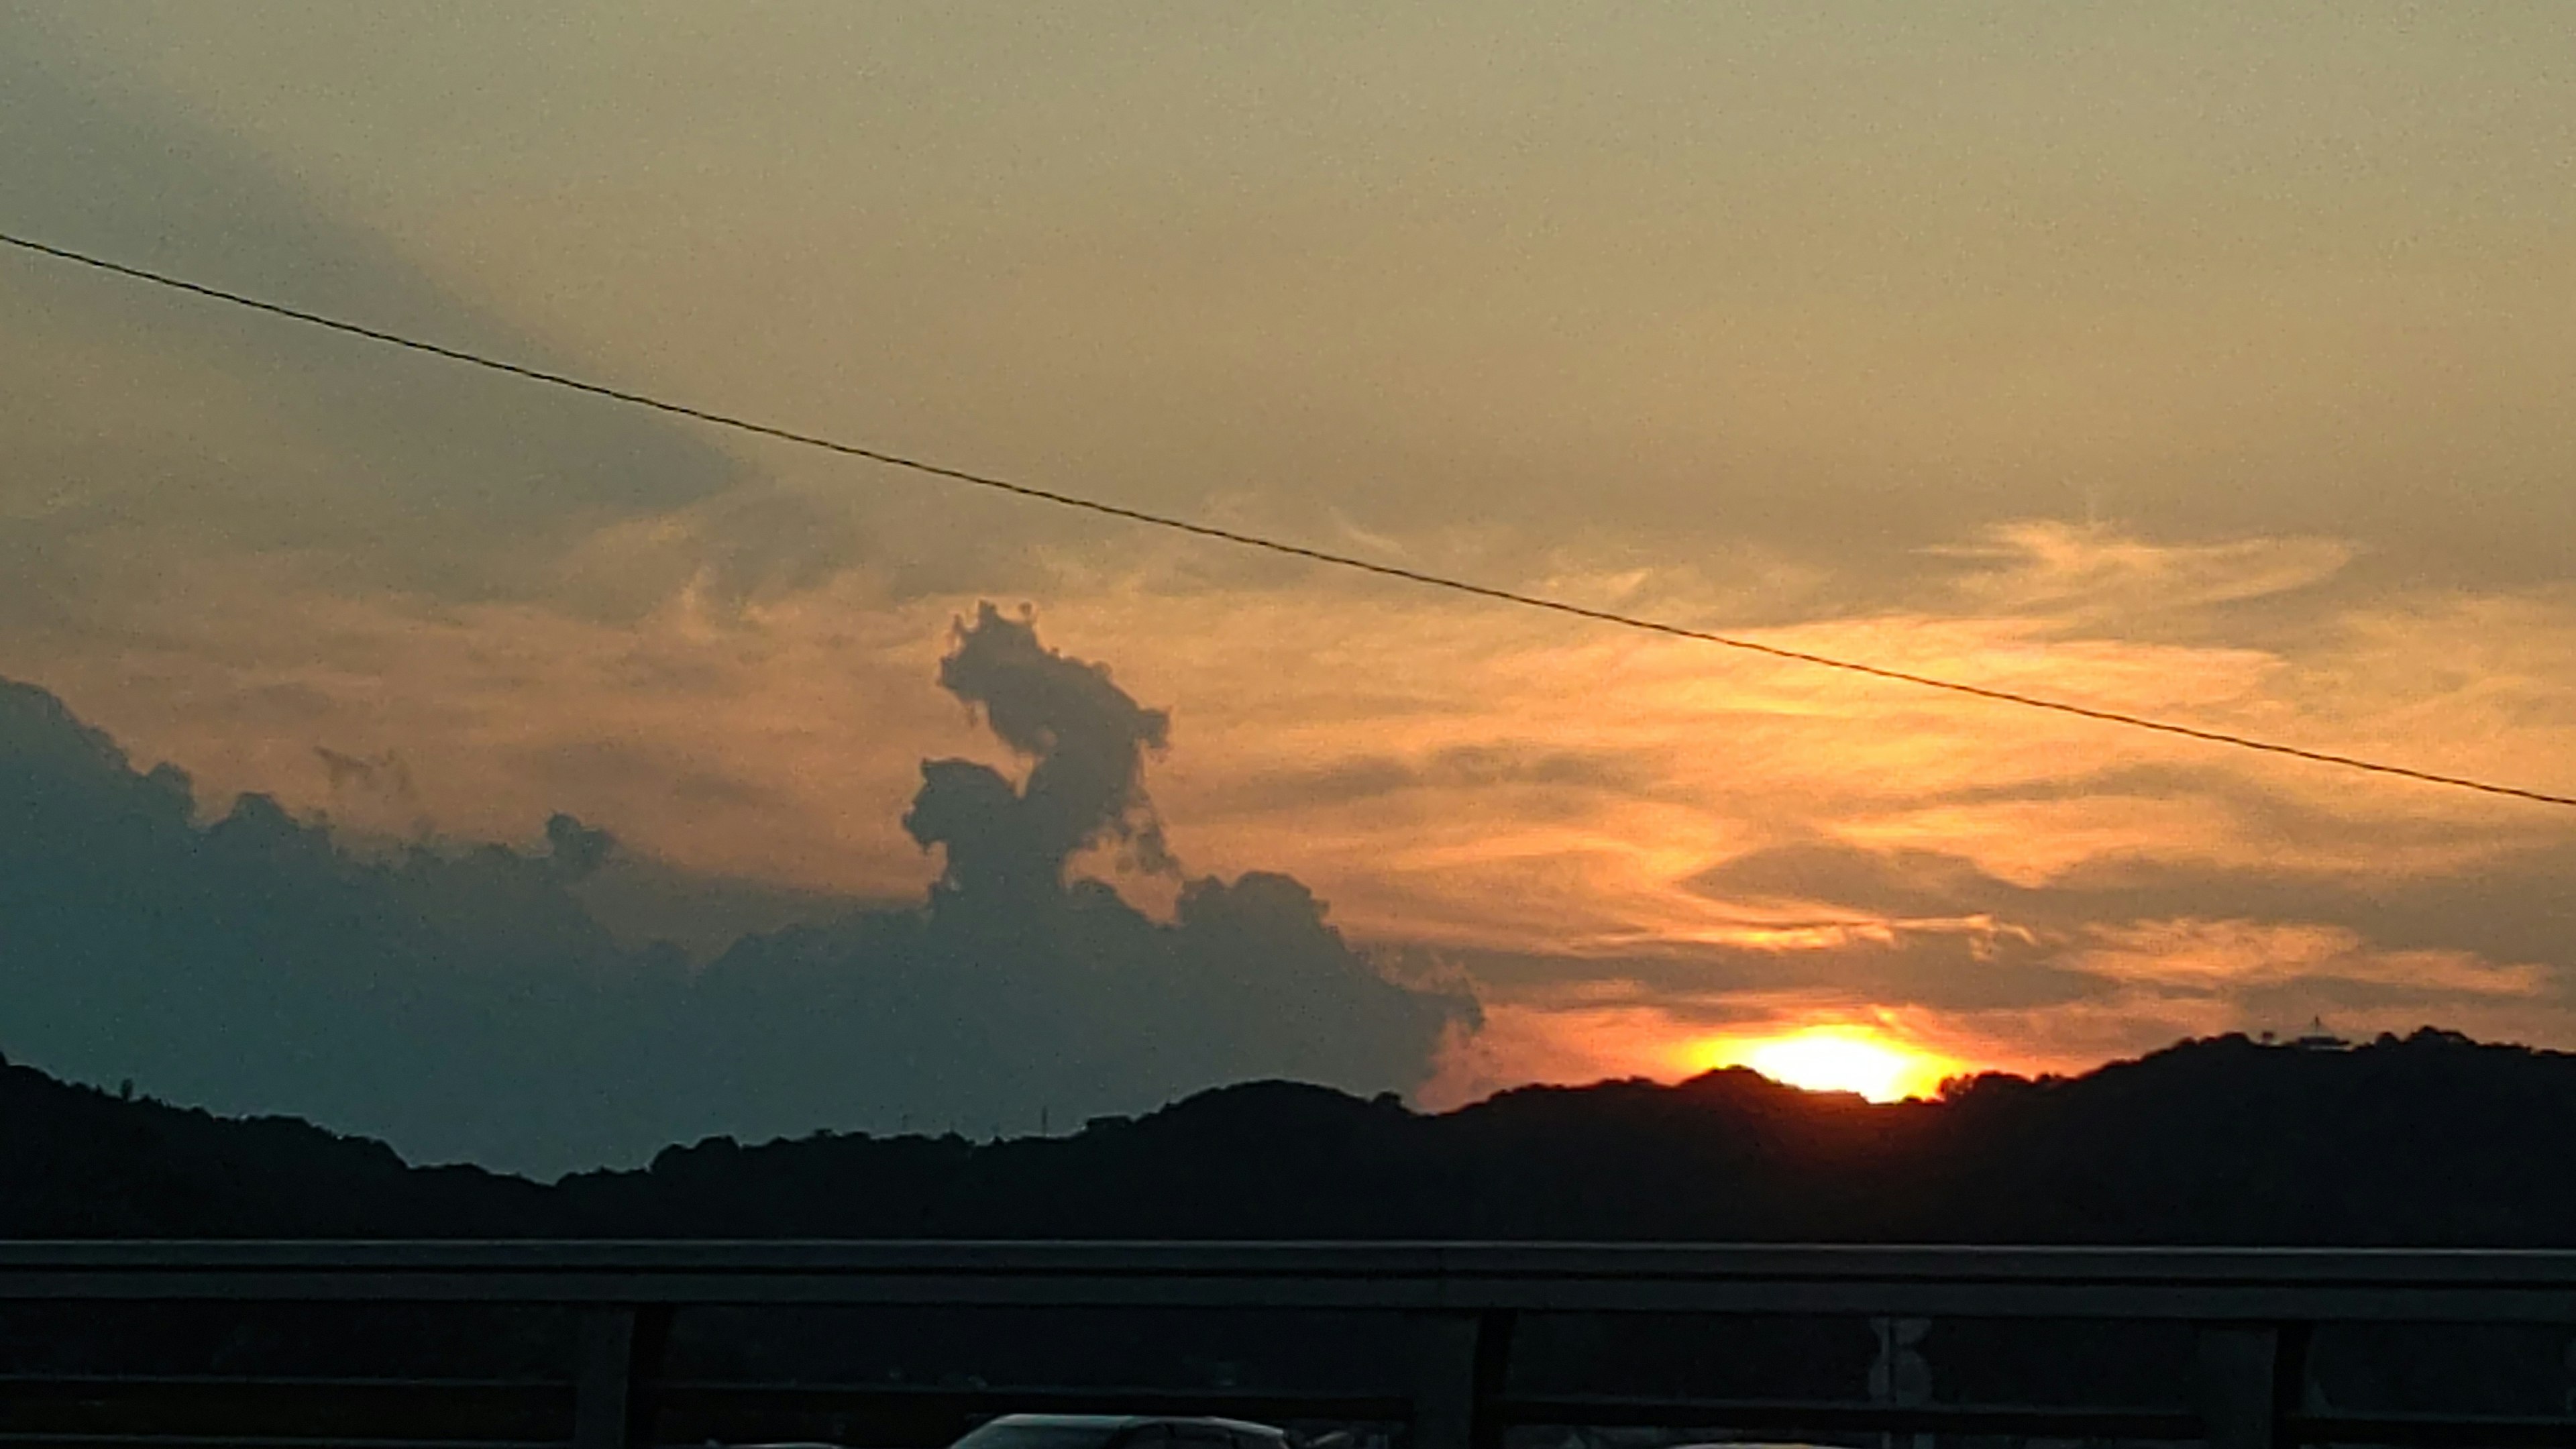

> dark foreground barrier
[6,1242,2576,1449]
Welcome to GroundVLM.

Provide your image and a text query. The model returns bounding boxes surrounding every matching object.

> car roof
[980,1415,1283,1435]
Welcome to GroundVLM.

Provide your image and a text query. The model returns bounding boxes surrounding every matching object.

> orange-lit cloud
[6,523,2575,1106]
[2070,919,2548,998]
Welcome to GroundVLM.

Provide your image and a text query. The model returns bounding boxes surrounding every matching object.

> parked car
[949,1413,1289,1449]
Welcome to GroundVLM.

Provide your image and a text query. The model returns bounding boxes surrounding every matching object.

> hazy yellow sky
[5,1,2575,1112]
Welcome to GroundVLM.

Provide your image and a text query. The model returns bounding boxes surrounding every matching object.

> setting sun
[1691,1027,1957,1102]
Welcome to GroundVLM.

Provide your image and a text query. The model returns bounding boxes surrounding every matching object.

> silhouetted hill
[11,1028,2576,1243]
[0,1054,549,1237]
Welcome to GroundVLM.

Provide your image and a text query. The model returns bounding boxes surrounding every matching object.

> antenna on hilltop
[2292,1016,2349,1052]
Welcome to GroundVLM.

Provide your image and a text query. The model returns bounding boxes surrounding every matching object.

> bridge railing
[7,1242,2576,1449]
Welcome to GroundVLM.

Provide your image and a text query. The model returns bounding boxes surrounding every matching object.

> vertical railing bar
[2197,1322,2290,1449]
[2272,1319,2313,1446]
[574,1303,672,1449]
[1408,1311,1483,1449]
[625,1303,674,1449]
[1468,1309,1515,1449]
[573,1306,634,1449]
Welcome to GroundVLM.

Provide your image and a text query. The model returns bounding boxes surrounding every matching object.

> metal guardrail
[7,1243,2576,1449]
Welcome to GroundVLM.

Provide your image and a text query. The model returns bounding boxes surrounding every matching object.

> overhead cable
[4,228,2569,810]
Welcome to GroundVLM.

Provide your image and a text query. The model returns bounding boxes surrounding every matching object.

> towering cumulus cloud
[906,604,1173,901]
[0,613,1470,1175]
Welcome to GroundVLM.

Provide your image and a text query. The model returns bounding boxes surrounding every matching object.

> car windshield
[950,1424,1130,1449]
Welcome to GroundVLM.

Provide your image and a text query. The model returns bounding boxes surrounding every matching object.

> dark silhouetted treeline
[9,1028,2576,1243]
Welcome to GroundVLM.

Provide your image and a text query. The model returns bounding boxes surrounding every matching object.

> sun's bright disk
[1691,1027,1953,1102]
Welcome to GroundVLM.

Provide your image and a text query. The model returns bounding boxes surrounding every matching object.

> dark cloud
[906,603,1175,898]
[570,857,890,964]
[1662,829,2575,1034]
[317,745,407,796]
[315,746,423,829]
[1690,841,2012,923]
[1454,929,2112,1021]
[1217,745,1654,814]
[0,614,1468,1175]
[1695,827,2576,991]
[542,813,616,881]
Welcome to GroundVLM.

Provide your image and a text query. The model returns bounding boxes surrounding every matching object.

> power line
[5,227,2571,811]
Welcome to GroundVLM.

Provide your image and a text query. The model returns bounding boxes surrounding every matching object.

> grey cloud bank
[0,611,1468,1175]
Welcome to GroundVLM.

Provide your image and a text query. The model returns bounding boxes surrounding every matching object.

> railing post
[576,1304,673,1449]
[1411,1309,1515,1449]
[1868,1316,1933,1449]
[2195,1322,2307,1449]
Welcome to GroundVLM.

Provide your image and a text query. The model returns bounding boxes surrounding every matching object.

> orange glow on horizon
[1689,1025,1960,1102]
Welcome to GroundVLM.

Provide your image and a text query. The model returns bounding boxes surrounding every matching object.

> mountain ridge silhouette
[9,1026,2575,1244]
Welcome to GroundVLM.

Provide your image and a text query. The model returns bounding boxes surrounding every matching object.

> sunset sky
[5,3,2575,1171]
